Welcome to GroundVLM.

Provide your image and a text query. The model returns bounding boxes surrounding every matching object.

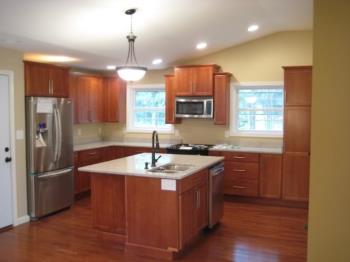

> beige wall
[308,1,350,261]
[95,31,312,146]
[0,47,27,219]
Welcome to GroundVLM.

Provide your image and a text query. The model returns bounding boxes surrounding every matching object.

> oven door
[175,97,213,118]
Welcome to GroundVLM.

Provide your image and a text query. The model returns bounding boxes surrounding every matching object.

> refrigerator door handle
[53,105,60,162]
[56,105,63,161]
[38,167,73,179]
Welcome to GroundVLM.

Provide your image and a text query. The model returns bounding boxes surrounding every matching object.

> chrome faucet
[151,130,161,167]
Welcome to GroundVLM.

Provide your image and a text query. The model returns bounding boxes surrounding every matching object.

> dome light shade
[117,9,147,82]
[117,66,147,82]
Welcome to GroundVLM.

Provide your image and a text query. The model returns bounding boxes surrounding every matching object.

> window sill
[125,128,174,135]
[230,131,283,138]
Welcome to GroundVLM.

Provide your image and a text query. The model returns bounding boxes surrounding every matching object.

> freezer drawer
[28,168,74,220]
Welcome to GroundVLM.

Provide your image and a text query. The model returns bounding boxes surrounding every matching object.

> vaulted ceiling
[0,0,312,70]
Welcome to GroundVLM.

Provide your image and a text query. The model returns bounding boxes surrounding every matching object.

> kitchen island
[79,153,224,260]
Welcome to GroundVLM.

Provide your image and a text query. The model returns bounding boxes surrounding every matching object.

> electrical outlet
[15,130,24,140]
[174,129,180,137]
[224,130,230,138]
[77,128,82,136]
[98,127,102,135]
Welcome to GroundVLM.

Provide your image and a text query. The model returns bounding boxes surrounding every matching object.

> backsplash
[74,120,283,149]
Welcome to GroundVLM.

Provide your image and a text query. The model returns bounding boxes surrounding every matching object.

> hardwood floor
[0,198,308,261]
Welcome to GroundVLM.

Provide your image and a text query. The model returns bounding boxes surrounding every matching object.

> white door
[0,73,13,228]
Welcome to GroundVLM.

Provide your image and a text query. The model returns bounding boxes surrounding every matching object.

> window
[126,84,173,133]
[230,83,284,137]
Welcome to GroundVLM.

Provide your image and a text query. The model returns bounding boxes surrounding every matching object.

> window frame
[126,84,174,134]
[230,82,284,138]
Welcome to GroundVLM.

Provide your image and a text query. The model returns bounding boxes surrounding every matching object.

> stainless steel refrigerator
[26,97,74,220]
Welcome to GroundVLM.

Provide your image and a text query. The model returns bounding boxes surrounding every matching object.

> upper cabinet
[104,77,126,123]
[174,65,220,96]
[283,66,312,106]
[69,74,126,124]
[69,74,104,124]
[165,75,181,124]
[24,61,69,97]
[214,73,232,125]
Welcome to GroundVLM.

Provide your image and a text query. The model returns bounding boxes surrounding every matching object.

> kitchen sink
[147,163,194,173]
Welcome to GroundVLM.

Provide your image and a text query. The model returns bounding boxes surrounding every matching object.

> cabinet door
[195,183,208,231]
[69,75,79,123]
[284,106,311,152]
[50,67,69,97]
[76,76,91,123]
[89,77,105,123]
[179,189,195,248]
[25,62,50,96]
[165,75,181,124]
[214,73,231,125]
[174,67,193,96]
[104,77,126,123]
[284,66,312,106]
[259,154,282,199]
[192,66,214,96]
[282,152,310,201]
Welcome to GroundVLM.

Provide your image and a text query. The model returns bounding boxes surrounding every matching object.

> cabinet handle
[48,80,51,94]
[233,185,246,189]
[89,152,97,155]
[196,190,200,209]
[233,169,247,172]
[51,80,54,94]
[233,156,245,159]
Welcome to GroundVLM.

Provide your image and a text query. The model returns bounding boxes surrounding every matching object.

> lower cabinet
[179,181,208,247]
[282,152,310,201]
[259,154,282,199]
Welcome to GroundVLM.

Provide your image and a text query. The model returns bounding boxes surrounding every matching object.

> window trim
[230,81,284,138]
[126,84,174,134]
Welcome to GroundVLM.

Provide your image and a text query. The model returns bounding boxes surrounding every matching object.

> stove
[166,144,213,155]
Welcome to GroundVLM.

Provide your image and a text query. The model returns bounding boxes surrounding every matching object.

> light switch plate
[15,130,24,140]
[161,179,176,191]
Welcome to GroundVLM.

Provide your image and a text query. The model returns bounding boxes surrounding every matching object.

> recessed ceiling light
[196,42,207,50]
[248,24,259,32]
[152,58,163,65]
[106,65,116,70]
[24,54,77,63]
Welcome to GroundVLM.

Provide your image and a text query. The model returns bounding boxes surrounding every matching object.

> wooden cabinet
[179,169,208,248]
[24,61,69,97]
[260,154,282,199]
[214,73,231,125]
[75,148,103,193]
[282,152,310,201]
[282,66,312,202]
[165,75,181,124]
[284,106,311,152]
[283,66,312,106]
[103,146,125,161]
[69,74,104,123]
[174,65,219,96]
[104,77,126,123]
[222,152,260,197]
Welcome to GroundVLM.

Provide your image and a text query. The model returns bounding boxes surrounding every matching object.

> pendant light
[116,9,147,82]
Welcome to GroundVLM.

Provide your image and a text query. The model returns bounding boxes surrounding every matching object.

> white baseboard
[14,215,30,226]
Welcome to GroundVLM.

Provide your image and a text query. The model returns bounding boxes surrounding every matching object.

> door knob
[5,157,12,163]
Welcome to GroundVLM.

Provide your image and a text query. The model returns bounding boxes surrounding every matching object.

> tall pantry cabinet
[282,66,312,202]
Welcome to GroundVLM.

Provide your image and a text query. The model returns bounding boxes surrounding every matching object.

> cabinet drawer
[225,162,259,180]
[179,169,208,194]
[78,149,103,166]
[222,152,259,162]
[224,177,258,196]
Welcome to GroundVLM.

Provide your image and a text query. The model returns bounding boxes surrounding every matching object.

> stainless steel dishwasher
[208,162,225,228]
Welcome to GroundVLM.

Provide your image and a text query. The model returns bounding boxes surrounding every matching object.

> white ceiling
[0,0,313,70]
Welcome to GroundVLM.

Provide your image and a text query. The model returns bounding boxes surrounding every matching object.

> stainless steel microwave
[175,97,213,118]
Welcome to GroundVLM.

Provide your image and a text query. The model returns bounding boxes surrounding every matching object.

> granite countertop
[78,153,224,180]
[210,144,283,154]
[73,141,174,152]
[74,141,283,154]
